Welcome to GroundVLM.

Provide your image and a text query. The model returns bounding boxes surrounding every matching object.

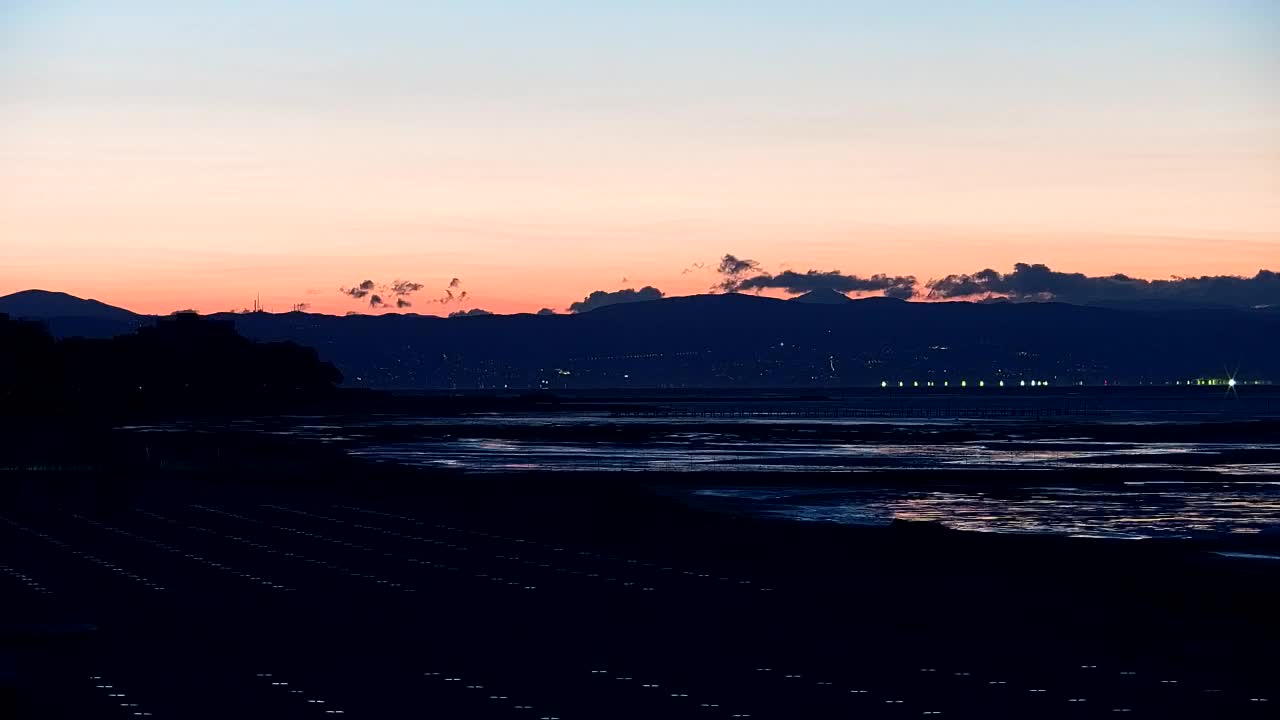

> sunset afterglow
[3,2,1277,315]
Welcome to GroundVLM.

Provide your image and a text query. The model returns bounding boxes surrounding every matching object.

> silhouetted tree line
[1,312,341,415]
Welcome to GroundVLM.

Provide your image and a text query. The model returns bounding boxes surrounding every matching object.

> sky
[3,1,1278,315]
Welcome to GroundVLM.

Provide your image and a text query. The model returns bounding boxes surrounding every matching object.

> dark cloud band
[926,263,1280,308]
[569,286,664,313]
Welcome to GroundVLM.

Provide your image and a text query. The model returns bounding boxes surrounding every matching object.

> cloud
[536,308,557,315]
[449,308,493,318]
[883,284,915,300]
[926,268,1002,298]
[438,279,468,304]
[342,277,426,308]
[728,269,917,298]
[717,254,759,277]
[389,280,423,296]
[569,286,664,313]
[341,279,376,299]
[714,254,761,290]
[925,263,1280,308]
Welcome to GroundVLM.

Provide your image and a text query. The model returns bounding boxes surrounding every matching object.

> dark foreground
[4,430,1278,719]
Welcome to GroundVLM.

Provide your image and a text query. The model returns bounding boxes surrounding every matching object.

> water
[684,482,1280,540]
[349,433,1280,475]
[126,408,1280,540]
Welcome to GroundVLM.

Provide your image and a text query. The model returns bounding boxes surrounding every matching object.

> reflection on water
[687,484,1280,540]
[344,431,1280,539]
[349,436,1280,475]
[126,413,1280,540]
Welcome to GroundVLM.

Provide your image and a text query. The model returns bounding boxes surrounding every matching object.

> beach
[5,420,1278,718]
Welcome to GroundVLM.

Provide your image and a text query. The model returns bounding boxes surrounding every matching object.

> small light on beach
[1228,378,1237,387]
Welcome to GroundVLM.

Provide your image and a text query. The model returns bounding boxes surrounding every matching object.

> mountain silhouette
[214,293,1280,389]
[0,289,139,321]
[9,290,1278,389]
[0,289,145,338]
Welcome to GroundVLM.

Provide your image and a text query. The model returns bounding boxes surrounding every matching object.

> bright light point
[961,380,967,387]
[898,381,904,387]
[880,381,887,388]
[979,380,985,387]
[998,380,1004,387]
[1020,380,1026,387]
[1228,378,1237,387]
[913,381,919,387]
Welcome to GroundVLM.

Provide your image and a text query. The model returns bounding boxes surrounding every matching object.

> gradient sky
[3,1,1278,315]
